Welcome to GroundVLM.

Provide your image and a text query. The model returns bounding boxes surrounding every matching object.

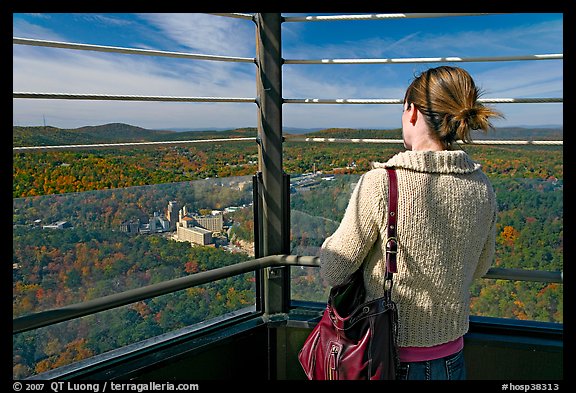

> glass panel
[289,150,563,324]
[13,282,256,379]
[13,176,257,378]
[290,173,360,303]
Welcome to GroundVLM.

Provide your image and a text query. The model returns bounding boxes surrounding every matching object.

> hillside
[12,124,259,147]
[296,127,402,139]
[74,123,174,141]
[13,123,562,147]
[470,126,563,141]
[13,123,172,147]
[297,126,563,141]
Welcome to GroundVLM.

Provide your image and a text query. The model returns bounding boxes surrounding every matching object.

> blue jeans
[396,349,467,380]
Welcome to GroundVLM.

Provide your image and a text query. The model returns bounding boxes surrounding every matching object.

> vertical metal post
[254,13,290,317]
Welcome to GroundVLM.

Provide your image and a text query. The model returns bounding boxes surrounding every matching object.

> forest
[13,125,562,198]
[13,126,563,379]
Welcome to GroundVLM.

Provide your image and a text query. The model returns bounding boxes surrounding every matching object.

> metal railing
[12,12,564,327]
[12,14,563,380]
[13,12,563,150]
[13,254,562,335]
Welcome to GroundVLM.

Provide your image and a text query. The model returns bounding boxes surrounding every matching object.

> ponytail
[405,66,505,148]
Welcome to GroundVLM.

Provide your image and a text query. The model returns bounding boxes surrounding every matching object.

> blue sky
[13,13,563,131]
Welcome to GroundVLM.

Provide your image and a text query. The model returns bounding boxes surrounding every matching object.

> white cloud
[135,13,255,56]
[13,13,562,129]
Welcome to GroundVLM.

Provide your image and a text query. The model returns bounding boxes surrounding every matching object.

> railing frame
[12,13,563,380]
[254,14,292,321]
[13,12,564,337]
[12,254,562,335]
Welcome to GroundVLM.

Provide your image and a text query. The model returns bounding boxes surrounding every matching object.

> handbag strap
[385,168,398,277]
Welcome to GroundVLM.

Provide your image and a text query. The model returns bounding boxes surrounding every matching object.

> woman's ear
[410,106,418,126]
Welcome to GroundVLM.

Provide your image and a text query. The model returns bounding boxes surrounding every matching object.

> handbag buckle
[385,236,397,254]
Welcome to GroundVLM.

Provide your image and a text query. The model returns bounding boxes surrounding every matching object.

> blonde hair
[404,66,504,148]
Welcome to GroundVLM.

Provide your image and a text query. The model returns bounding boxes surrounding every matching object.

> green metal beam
[255,13,290,316]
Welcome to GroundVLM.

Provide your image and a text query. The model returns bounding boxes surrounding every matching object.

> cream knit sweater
[319,150,497,347]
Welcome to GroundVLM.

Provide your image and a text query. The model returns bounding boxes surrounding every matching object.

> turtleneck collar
[372,150,482,174]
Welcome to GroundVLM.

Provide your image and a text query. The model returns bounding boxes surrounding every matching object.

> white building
[176,225,212,246]
[43,220,72,230]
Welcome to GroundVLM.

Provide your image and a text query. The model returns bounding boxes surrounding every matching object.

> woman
[319,66,504,380]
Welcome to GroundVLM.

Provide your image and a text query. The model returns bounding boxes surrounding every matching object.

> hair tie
[459,107,478,119]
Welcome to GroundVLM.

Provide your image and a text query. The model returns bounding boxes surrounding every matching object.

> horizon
[12,121,564,136]
[13,13,563,130]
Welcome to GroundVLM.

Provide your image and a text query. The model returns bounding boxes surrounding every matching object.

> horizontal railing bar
[14,38,561,67]
[288,138,563,146]
[480,98,563,104]
[12,255,317,334]
[486,268,563,283]
[285,54,563,65]
[13,254,562,335]
[13,93,562,106]
[13,37,255,63]
[207,13,255,20]
[283,98,563,104]
[13,137,257,152]
[283,13,502,22]
[13,137,563,152]
[12,92,256,103]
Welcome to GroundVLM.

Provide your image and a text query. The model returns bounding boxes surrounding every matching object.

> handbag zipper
[327,344,340,380]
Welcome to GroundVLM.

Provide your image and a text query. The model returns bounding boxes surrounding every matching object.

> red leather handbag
[298,168,399,380]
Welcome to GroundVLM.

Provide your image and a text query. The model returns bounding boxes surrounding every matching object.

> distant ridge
[13,124,258,147]
[13,123,173,147]
[471,126,563,141]
[74,123,174,140]
[294,128,403,139]
[13,123,562,147]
